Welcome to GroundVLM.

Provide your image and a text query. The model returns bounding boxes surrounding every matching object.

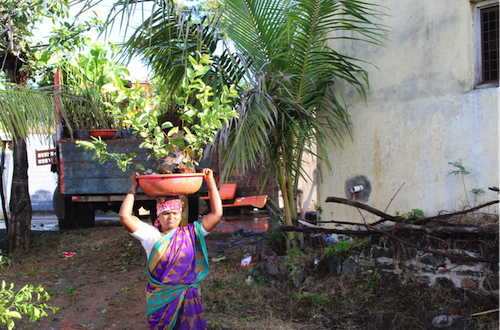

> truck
[38,138,158,229]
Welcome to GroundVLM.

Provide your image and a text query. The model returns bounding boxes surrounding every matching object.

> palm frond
[0,84,63,141]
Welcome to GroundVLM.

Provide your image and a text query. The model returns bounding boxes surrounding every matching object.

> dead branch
[324,197,400,222]
[305,219,369,227]
[324,197,499,227]
[364,223,498,264]
[384,182,405,213]
[407,200,499,225]
[395,223,499,235]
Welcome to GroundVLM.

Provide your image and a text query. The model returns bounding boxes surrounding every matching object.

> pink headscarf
[154,199,182,230]
[156,199,182,216]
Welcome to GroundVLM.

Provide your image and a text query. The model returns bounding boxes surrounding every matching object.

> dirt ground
[1,223,498,330]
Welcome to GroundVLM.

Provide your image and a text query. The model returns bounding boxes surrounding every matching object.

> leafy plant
[470,188,485,196]
[324,237,370,257]
[316,206,323,222]
[395,208,425,219]
[0,253,57,330]
[255,276,269,285]
[449,159,471,207]
[470,188,486,208]
[58,42,129,131]
[310,293,331,308]
[284,243,306,285]
[77,53,238,172]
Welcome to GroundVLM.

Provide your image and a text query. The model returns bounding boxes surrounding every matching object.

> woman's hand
[203,168,217,190]
[129,173,139,191]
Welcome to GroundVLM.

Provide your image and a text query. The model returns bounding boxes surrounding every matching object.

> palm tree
[0,85,64,251]
[214,0,387,227]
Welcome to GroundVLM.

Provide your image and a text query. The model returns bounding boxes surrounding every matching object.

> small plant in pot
[77,53,239,196]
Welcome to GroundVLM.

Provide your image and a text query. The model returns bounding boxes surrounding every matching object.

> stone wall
[325,241,498,293]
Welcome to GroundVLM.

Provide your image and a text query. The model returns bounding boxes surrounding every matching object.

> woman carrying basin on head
[119,168,222,330]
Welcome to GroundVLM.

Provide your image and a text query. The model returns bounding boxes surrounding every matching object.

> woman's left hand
[203,168,214,182]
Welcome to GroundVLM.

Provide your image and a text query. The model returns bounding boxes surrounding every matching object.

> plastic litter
[61,252,76,258]
[245,276,253,285]
[321,234,336,245]
[240,256,252,267]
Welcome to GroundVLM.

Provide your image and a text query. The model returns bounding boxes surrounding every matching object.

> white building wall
[1,134,57,215]
[318,0,499,223]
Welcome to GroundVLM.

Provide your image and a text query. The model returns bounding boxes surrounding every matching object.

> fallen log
[269,224,498,263]
[269,225,373,236]
[364,223,499,264]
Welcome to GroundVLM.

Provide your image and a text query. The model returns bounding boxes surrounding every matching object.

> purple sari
[146,221,209,330]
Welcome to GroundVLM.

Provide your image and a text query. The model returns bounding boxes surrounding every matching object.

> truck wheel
[53,185,76,229]
[53,186,95,229]
[76,202,95,228]
[59,197,78,230]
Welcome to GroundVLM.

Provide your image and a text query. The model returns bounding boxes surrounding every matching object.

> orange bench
[200,183,267,209]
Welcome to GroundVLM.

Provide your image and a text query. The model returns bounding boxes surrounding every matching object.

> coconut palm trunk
[8,137,32,251]
[0,87,63,252]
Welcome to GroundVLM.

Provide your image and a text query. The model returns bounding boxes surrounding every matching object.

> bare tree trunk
[8,137,32,252]
[0,145,9,228]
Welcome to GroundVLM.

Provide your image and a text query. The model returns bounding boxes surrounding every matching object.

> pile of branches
[270,196,499,264]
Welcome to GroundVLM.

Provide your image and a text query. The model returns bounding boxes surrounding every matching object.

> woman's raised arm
[200,168,223,232]
[119,174,142,233]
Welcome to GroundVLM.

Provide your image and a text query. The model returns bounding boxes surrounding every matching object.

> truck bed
[58,139,157,195]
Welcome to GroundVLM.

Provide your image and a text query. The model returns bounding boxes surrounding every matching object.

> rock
[246,239,271,255]
[461,278,477,289]
[327,255,342,274]
[252,264,268,278]
[265,259,280,276]
[421,254,445,267]
[370,246,394,258]
[342,260,357,275]
[261,251,278,261]
[432,315,453,328]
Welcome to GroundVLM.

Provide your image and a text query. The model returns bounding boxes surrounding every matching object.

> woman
[119,168,222,330]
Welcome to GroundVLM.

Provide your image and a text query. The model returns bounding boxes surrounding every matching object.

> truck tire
[76,202,95,228]
[53,185,76,229]
[53,186,95,229]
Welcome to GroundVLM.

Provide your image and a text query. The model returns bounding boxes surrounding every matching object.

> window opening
[481,5,499,83]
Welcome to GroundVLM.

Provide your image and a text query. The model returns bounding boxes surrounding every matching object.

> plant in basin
[77,53,238,180]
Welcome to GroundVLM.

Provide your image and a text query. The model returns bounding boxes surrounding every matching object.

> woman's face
[158,210,182,232]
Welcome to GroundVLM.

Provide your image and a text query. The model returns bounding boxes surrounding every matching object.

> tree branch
[324,197,400,222]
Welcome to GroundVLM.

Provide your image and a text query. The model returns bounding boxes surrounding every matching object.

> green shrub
[0,252,57,330]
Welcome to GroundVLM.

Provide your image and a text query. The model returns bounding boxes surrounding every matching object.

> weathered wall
[318,0,499,223]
